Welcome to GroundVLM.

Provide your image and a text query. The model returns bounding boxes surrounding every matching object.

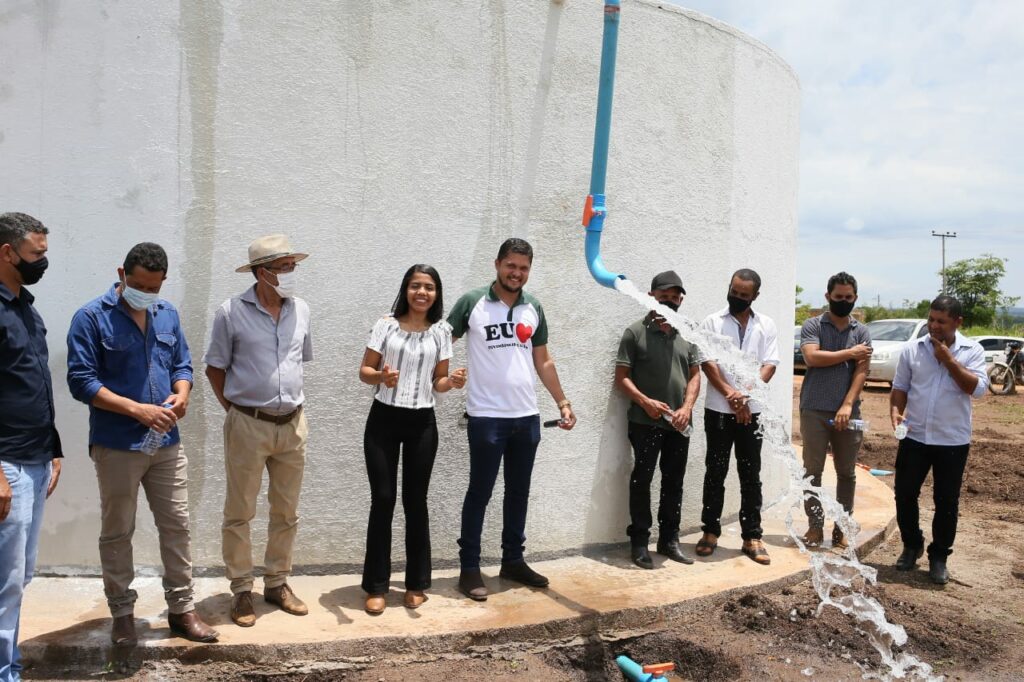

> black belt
[231,404,302,425]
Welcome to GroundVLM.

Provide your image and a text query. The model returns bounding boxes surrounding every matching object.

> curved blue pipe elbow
[614,655,652,682]
[585,223,625,290]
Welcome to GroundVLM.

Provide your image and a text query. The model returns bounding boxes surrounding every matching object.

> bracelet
[557,399,572,409]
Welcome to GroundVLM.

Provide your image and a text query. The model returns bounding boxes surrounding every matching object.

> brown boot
[264,583,308,616]
[832,525,849,549]
[231,591,257,627]
[364,594,386,615]
[404,590,428,609]
[741,539,772,565]
[802,527,824,547]
[168,610,219,643]
[110,614,137,647]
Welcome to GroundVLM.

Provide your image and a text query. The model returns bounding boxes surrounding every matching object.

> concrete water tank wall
[0,0,799,573]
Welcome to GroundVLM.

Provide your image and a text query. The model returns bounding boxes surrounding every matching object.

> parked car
[793,325,806,373]
[866,319,928,384]
[969,335,1024,366]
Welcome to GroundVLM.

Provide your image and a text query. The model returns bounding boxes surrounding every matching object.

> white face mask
[121,279,159,311]
[266,270,297,299]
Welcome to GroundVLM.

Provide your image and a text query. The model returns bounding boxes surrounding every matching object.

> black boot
[458,569,489,601]
[499,560,549,587]
[630,545,654,569]
[895,546,924,571]
[929,558,949,585]
[657,538,695,565]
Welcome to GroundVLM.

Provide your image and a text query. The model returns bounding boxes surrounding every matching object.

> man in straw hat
[204,235,313,627]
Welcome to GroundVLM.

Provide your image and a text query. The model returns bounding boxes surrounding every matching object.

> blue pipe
[583,0,626,289]
[615,655,652,682]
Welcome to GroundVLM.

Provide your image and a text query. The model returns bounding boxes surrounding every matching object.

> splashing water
[614,279,939,681]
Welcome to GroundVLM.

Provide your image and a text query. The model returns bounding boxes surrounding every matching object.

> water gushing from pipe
[614,278,939,681]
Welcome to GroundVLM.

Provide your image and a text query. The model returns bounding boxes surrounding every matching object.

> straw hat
[235,234,309,273]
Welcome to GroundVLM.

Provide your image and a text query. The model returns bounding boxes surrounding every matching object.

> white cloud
[673,0,1024,306]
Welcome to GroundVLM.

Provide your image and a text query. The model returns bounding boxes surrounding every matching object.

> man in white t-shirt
[697,269,780,565]
[447,238,577,601]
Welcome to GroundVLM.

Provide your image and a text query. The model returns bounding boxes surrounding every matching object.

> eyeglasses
[263,263,299,274]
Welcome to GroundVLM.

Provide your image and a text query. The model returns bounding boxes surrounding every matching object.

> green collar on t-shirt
[486,281,529,307]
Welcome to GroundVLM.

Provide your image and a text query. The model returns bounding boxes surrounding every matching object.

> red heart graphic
[515,323,534,343]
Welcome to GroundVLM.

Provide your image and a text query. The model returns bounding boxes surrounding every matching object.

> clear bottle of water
[139,403,173,456]
[894,423,908,440]
[663,414,694,437]
[827,418,869,432]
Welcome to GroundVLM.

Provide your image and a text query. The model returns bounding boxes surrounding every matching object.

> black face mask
[727,295,751,315]
[14,255,49,286]
[829,298,855,317]
[660,300,679,312]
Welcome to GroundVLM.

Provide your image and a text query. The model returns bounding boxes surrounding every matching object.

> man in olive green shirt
[614,271,702,569]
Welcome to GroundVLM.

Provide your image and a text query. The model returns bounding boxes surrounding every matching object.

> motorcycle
[988,340,1023,395]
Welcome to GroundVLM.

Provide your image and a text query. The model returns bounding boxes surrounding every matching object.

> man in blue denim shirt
[0,212,62,682]
[66,243,217,645]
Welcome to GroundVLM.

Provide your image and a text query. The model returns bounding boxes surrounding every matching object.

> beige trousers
[221,406,307,594]
[92,443,194,617]
[799,409,863,529]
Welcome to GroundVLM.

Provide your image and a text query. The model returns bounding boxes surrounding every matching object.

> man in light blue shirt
[890,295,987,585]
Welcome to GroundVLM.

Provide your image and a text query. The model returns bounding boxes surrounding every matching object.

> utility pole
[932,230,957,294]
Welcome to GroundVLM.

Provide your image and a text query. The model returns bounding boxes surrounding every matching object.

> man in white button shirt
[890,295,987,585]
[696,269,780,565]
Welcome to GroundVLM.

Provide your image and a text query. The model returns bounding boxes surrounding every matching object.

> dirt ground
[30,377,1024,681]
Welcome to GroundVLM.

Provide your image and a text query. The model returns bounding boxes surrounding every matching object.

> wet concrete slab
[19,459,895,669]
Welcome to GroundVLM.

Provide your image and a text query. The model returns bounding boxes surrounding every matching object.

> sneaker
[499,560,549,588]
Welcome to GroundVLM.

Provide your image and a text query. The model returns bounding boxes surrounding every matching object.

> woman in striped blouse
[358,264,466,614]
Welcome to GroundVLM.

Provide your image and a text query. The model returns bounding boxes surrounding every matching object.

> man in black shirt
[0,212,62,679]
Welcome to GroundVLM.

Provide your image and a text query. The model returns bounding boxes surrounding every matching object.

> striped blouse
[366,316,453,409]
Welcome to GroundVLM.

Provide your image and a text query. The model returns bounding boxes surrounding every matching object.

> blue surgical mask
[121,279,159,311]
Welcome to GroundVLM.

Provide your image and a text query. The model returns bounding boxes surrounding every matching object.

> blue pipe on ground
[583,0,626,289]
[615,655,653,681]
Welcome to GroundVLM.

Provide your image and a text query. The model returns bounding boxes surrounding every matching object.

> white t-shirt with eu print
[447,283,549,418]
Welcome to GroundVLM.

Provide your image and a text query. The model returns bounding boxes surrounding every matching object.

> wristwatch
[557,399,572,409]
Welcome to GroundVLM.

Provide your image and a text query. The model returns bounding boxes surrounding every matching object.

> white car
[866,319,929,384]
[969,335,1024,365]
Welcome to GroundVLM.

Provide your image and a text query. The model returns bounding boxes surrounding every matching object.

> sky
[674,0,1023,309]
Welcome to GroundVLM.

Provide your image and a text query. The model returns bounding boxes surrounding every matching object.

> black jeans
[362,400,438,594]
[458,415,541,569]
[894,437,970,560]
[626,422,689,546]
[700,409,764,540]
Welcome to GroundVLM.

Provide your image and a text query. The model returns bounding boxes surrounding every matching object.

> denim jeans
[458,415,541,569]
[0,460,51,682]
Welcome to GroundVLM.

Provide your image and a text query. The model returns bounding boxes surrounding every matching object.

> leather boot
[364,594,386,615]
[110,614,137,647]
[929,558,949,585]
[231,591,256,627]
[631,545,654,569]
[168,610,219,643]
[404,590,428,609]
[895,546,924,571]
[499,560,550,587]
[657,538,695,565]
[264,583,308,616]
[458,569,489,601]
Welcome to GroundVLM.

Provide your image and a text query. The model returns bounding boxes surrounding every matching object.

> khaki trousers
[799,409,863,529]
[92,443,194,618]
[222,406,307,594]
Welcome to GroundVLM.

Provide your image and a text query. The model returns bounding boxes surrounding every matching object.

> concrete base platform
[20,463,895,670]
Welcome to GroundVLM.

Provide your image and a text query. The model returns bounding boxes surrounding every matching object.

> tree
[942,254,1020,327]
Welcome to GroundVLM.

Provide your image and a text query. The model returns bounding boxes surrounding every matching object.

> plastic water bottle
[139,403,173,456]
[827,418,869,432]
[663,414,694,437]
[894,423,908,440]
